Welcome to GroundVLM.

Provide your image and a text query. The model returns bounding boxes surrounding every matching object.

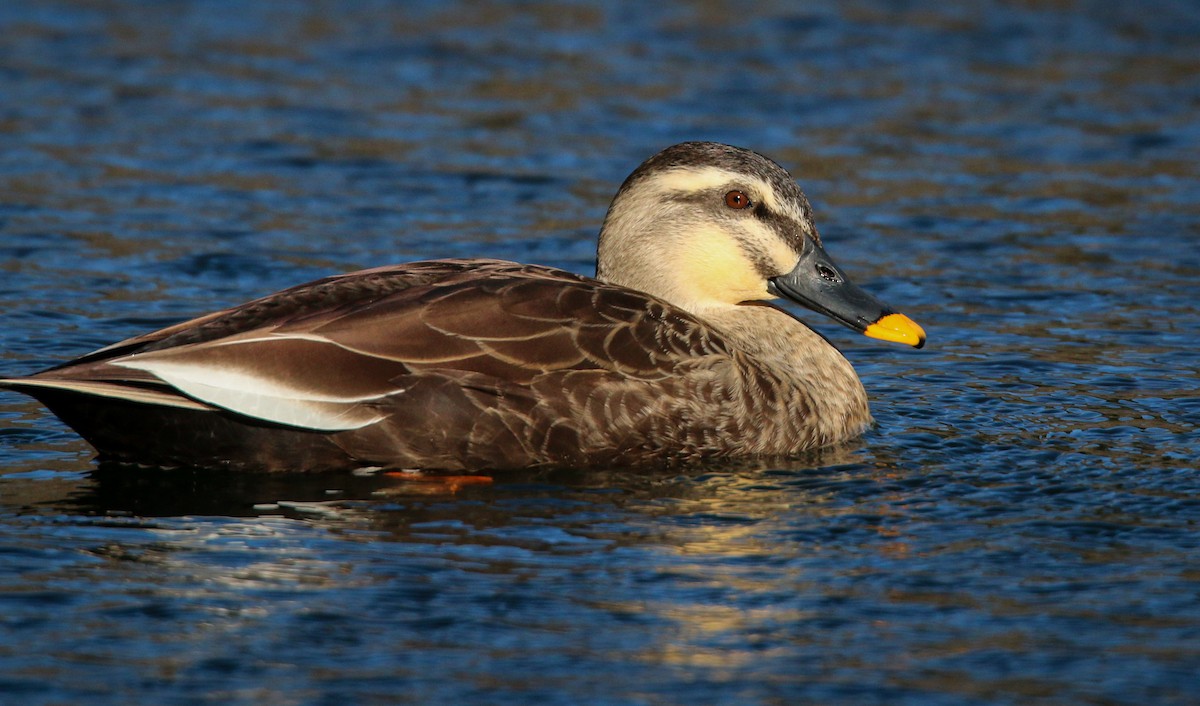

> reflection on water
[3,0,1200,704]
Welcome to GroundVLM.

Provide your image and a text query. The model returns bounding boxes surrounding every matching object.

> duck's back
[3,259,766,471]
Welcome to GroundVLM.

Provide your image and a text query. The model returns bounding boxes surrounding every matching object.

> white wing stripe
[113,359,385,431]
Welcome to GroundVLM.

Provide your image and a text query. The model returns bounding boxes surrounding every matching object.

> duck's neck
[702,303,872,449]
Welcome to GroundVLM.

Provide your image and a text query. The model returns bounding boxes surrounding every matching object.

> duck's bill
[767,242,926,349]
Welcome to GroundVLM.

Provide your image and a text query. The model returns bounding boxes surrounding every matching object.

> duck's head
[597,141,925,348]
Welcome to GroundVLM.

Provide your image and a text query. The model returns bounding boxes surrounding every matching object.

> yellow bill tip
[864,313,926,348]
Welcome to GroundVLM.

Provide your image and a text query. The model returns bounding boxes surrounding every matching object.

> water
[2,1,1199,704]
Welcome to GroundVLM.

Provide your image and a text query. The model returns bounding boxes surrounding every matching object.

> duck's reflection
[45,440,870,523]
[1,438,940,697]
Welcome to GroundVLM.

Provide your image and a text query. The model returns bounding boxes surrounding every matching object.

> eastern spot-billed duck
[1,142,925,472]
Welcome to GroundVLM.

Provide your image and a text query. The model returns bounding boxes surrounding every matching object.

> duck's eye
[724,190,752,210]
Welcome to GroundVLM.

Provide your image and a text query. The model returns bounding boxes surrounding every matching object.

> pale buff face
[597,158,819,314]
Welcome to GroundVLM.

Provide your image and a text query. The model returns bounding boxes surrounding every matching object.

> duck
[0,142,925,472]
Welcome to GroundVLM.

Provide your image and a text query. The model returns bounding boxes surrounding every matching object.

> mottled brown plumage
[1,142,925,472]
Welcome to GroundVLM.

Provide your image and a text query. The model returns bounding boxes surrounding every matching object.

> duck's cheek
[675,228,770,305]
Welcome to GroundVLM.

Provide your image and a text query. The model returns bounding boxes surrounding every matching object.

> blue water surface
[2,1,1199,704]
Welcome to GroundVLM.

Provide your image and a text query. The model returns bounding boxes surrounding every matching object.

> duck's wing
[6,259,733,436]
[53,258,511,366]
